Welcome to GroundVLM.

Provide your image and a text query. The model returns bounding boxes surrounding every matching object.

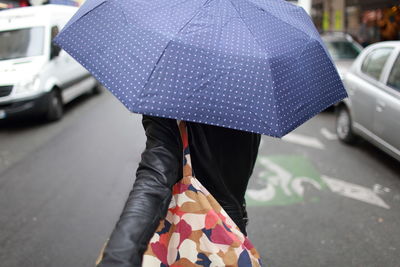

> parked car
[0,5,101,122]
[321,32,364,80]
[335,41,400,161]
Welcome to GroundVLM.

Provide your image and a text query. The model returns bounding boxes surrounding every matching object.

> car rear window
[361,47,393,81]
[324,40,361,60]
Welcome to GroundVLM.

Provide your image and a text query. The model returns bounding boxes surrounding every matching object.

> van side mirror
[50,43,61,59]
[50,26,61,60]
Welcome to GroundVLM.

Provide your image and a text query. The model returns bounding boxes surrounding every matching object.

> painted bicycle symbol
[246,155,390,209]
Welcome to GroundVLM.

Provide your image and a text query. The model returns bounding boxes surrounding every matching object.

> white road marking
[281,133,325,150]
[322,175,390,209]
[247,186,275,202]
[373,184,391,194]
[291,176,323,196]
[320,128,338,140]
[247,157,392,210]
[258,157,293,196]
[247,157,324,203]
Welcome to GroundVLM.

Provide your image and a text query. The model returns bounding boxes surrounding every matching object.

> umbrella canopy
[53,0,347,137]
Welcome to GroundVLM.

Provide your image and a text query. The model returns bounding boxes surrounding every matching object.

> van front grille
[0,85,13,97]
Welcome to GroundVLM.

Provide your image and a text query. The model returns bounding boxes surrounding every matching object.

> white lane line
[373,184,391,194]
[320,128,338,140]
[281,133,325,150]
[322,175,390,209]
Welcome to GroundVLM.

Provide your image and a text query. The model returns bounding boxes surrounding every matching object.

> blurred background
[0,0,399,266]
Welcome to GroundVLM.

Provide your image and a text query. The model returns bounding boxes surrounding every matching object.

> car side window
[387,54,400,92]
[361,48,393,81]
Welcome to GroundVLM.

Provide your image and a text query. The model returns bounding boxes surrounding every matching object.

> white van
[0,4,100,121]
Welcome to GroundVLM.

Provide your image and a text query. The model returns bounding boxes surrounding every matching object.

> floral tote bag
[142,120,262,266]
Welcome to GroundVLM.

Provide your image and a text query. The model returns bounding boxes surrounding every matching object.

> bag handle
[177,120,193,177]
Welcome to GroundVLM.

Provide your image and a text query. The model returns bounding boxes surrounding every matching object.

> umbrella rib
[234,0,315,39]
[226,0,281,133]
[141,0,214,92]
[227,0,316,135]
[63,0,108,30]
[225,0,269,57]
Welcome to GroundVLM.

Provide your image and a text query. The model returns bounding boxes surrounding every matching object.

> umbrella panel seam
[236,0,317,41]
[226,0,281,133]
[118,0,215,102]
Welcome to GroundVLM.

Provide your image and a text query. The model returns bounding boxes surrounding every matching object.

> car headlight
[14,75,41,95]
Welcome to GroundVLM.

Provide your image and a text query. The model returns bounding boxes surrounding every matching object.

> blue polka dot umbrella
[53,0,347,137]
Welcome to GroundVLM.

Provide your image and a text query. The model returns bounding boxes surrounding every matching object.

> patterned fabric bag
[142,120,262,266]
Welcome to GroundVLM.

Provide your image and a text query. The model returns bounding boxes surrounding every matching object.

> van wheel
[46,89,63,121]
[336,106,356,144]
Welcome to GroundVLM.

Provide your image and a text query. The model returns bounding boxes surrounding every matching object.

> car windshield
[324,40,362,60]
[0,26,45,60]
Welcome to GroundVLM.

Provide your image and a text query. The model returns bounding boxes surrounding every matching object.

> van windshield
[0,26,45,60]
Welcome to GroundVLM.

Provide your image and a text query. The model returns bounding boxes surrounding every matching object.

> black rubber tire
[91,82,102,95]
[45,89,63,122]
[336,106,356,144]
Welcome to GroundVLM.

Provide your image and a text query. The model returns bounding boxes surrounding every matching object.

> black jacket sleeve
[97,115,183,267]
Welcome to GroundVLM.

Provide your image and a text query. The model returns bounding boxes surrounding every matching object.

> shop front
[312,0,399,45]
[0,0,30,9]
[311,0,346,33]
[346,0,399,46]
[0,0,82,9]
[311,0,324,32]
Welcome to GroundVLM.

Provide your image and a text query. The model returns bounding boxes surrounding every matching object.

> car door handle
[376,100,386,112]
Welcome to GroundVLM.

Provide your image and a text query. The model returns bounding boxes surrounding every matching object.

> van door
[50,25,89,103]
[50,25,77,90]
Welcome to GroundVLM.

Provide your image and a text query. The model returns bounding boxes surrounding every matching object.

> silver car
[335,41,400,161]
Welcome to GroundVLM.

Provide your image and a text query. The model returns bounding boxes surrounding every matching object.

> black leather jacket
[97,115,261,267]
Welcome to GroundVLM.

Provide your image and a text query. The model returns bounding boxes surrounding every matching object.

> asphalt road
[0,89,399,267]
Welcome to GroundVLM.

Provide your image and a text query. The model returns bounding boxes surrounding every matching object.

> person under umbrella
[95,116,261,266]
[53,0,348,265]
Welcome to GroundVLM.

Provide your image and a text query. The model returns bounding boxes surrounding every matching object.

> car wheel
[336,106,356,144]
[45,89,63,121]
[91,82,102,95]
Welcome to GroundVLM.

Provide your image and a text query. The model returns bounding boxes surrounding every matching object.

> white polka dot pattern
[53,0,348,137]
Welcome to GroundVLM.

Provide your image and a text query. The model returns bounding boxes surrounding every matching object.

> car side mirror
[50,43,61,59]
